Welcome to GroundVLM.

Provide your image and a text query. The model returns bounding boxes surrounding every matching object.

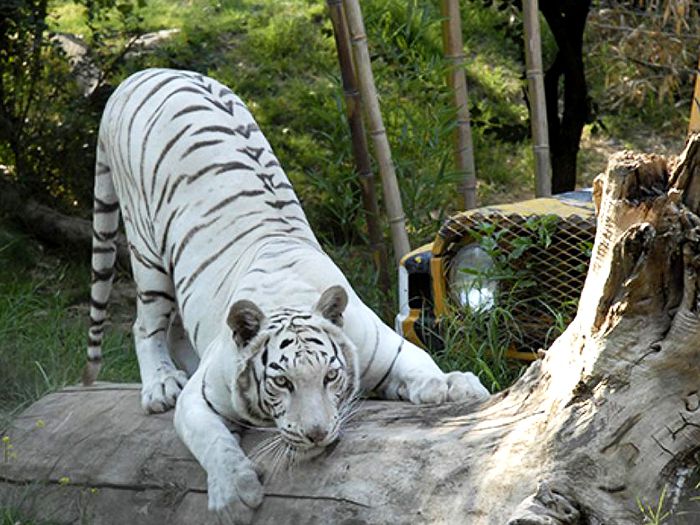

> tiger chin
[85,68,490,525]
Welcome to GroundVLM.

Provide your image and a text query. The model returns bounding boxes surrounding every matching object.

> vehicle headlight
[448,244,497,311]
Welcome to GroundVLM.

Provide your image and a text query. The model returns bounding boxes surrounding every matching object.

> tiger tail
[82,142,120,385]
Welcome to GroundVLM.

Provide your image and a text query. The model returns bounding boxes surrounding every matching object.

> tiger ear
[314,285,348,327]
[227,300,265,347]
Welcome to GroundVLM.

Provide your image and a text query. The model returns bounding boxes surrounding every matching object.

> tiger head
[227,285,359,457]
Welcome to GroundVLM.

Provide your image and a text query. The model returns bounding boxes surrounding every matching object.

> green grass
[42,0,533,241]
[638,485,672,525]
[435,306,526,393]
[0,223,135,426]
[2,507,40,525]
[1,500,63,525]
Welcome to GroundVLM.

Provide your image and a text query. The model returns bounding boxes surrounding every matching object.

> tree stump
[3,137,700,524]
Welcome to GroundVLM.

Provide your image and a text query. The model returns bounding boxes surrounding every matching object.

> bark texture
[3,138,700,523]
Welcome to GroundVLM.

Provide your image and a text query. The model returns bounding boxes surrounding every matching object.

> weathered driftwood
[4,138,700,523]
[0,384,490,524]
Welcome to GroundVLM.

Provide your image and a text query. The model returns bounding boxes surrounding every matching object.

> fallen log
[3,137,700,524]
[0,384,492,524]
[0,180,131,268]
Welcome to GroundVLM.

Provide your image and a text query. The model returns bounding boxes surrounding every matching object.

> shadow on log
[4,137,700,524]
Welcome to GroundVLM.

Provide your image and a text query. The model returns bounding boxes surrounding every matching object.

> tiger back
[87,69,322,371]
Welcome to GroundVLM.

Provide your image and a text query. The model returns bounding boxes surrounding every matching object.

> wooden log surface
[0,383,492,525]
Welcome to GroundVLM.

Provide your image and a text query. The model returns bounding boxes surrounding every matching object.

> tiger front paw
[208,461,264,525]
[140,365,188,413]
[405,372,489,405]
[444,371,490,402]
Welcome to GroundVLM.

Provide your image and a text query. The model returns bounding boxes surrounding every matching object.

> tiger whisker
[341,399,362,418]
[251,435,282,458]
[255,450,284,480]
[249,440,278,462]
[285,444,299,471]
[340,407,362,425]
[249,434,283,464]
[338,395,363,424]
[267,441,287,479]
[249,447,277,469]
[232,420,278,432]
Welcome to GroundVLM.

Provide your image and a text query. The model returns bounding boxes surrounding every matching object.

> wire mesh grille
[440,210,596,353]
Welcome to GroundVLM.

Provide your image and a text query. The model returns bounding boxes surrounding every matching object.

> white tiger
[85,68,489,524]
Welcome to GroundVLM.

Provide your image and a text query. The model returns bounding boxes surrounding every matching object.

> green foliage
[1,484,65,525]
[436,303,527,393]
[431,214,584,391]
[0,0,149,211]
[583,3,694,142]
[464,215,569,317]
[0,223,136,423]
[1,507,44,525]
[638,485,672,525]
[324,242,396,321]
[8,0,533,239]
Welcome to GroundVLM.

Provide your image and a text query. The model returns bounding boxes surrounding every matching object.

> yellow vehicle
[394,53,700,361]
[395,190,596,360]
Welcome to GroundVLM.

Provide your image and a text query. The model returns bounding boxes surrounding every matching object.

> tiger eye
[325,369,339,383]
[272,376,291,389]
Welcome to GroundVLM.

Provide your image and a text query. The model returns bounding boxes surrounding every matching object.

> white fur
[89,69,489,524]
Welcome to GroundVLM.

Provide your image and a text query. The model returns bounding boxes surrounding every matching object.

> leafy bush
[585,2,696,137]
[0,0,151,212]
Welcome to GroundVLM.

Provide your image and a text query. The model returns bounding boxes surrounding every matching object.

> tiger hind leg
[131,270,188,413]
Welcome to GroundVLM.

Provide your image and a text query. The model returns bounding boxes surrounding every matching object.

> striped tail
[83,147,120,385]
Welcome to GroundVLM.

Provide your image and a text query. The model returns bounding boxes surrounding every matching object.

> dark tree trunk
[540,0,591,194]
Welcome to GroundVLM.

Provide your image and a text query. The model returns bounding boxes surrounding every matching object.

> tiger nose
[306,426,328,445]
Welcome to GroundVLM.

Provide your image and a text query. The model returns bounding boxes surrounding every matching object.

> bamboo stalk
[327,0,391,295]
[689,56,700,135]
[523,0,552,197]
[342,0,411,263]
[440,0,477,210]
